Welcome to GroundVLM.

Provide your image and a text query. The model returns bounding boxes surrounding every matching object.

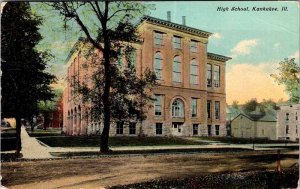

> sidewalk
[7,130,298,159]
[20,126,55,159]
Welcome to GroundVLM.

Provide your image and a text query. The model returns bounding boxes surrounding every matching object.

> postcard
[1,1,299,189]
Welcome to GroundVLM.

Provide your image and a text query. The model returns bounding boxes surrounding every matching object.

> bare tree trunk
[100,5,111,153]
[15,116,22,157]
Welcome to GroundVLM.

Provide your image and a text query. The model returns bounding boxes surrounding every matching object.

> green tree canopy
[1,2,55,155]
[271,58,300,103]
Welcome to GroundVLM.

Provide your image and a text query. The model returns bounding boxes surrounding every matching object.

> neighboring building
[226,105,243,136]
[63,14,231,136]
[231,109,277,140]
[41,98,63,129]
[277,104,300,141]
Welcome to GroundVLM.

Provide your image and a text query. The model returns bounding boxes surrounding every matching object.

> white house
[277,104,300,141]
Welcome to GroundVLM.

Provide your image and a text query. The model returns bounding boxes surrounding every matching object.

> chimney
[182,16,186,26]
[167,11,171,22]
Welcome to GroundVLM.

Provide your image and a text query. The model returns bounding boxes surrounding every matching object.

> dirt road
[1,150,298,189]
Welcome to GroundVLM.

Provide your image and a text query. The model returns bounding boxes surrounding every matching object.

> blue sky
[150,1,299,63]
[32,1,299,104]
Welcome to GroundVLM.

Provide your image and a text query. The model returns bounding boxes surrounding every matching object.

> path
[20,126,55,159]
[2,150,298,189]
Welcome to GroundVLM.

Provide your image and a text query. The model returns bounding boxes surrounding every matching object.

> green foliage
[1,2,56,119]
[38,89,63,112]
[261,99,279,110]
[271,58,300,103]
[231,100,239,109]
[242,98,260,113]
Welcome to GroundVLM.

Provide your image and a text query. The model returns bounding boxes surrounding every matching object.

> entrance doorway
[172,122,183,136]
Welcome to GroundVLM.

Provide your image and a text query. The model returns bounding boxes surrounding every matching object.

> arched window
[172,99,184,117]
[190,59,198,84]
[173,56,181,82]
[154,52,162,80]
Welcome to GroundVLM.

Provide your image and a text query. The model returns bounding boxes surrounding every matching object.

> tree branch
[108,8,140,21]
[89,2,102,22]
[62,2,104,52]
[94,1,104,19]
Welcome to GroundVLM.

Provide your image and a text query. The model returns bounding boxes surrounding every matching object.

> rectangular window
[190,41,198,53]
[129,122,136,135]
[214,65,220,88]
[156,123,163,135]
[154,95,162,116]
[285,113,289,121]
[116,122,124,135]
[207,100,211,119]
[193,124,198,135]
[286,125,289,134]
[296,125,298,134]
[191,98,197,117]
[173,59,181,83]
[215,101,220,120]
[173,36,181,49]
[190,60,198,84]
[154,32,163,46]
[207,64,212,87]
[296,113,298,121]
[208,125,211,136]
[215,125,220,136]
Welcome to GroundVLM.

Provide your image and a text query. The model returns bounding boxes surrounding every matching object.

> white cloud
[226,62,288,104]
[210,33,222,39]
[230,39,259,58]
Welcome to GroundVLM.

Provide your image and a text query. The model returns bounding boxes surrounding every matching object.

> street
[1,150,298,189]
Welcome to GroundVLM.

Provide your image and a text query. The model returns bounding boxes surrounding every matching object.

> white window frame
[173,36,181,49]
[214,65,220,88]
[173,56,181,83]
[190,59,199,84]
[215,101,220,120]
[154,95,162,116]
[190,41,198,53]
[154,52,162,80]
[154,32,163,46]
[172,99,184,118]
[207,64,212,87]
[191,98,197,117]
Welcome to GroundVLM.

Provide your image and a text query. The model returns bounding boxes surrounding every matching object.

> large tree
[1,2,55,156]
[51,2,155,152]
[271,58,300,103]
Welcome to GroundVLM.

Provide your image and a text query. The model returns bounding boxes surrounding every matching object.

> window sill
[173,47,182,50]
[154,44,164,48]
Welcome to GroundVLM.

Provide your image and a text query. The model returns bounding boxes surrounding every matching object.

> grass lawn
[27,128,63,137]
[194,136,298,144]
[37,136,208,147]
